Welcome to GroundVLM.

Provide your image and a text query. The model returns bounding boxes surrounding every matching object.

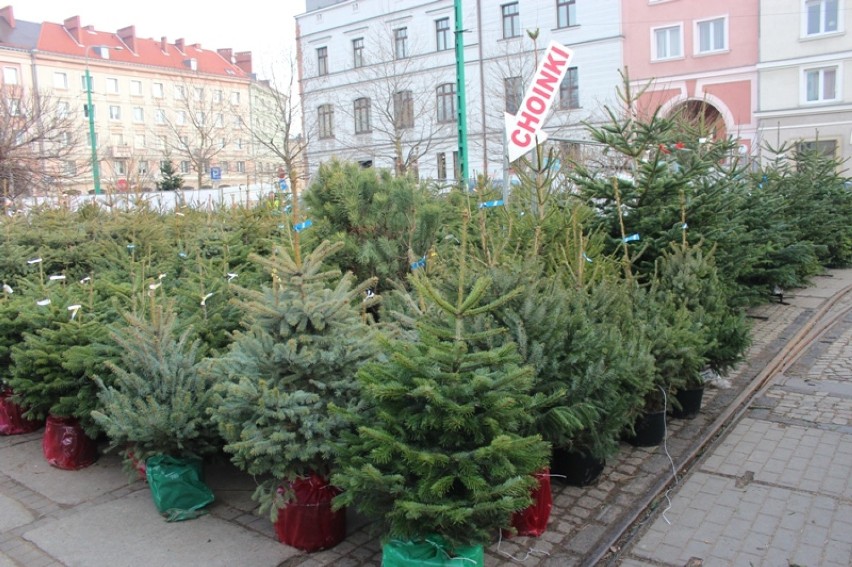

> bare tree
[242,57,308,197]
[336,26,450,177]
[0,85,84,198]
[155,79,235,190]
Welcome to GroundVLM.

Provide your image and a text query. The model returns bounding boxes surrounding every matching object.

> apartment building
[622,0,760,154]
[756,0,851,166]
[0,5,283,197]
[296,0,624,182]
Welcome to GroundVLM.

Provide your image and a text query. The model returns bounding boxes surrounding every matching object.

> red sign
[505,41,574,162]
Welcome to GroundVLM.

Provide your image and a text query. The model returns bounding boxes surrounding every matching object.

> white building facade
[296,0,624,183]
[756,0,852,166]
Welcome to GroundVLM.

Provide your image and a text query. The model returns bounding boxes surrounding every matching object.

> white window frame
[3,67,18,85]
[130,80,143,96]
[695,16,728,55]
[176,110,187,125]
[152,82,164,98]
[106,78,119,94]
[803,0,841,37]
[56,101,70,119]
[802,65,840,103]
[108,105,121,121]
[53,72,68,89]
[155,109,166,124]
[174,85,185,100]
[132,107,144,123]
[651,23,684,61]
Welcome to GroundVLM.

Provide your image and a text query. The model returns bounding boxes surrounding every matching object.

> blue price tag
[293,220,313,232]
[623,233,640,243]
[410,257,426,271]
[478,199,504,209]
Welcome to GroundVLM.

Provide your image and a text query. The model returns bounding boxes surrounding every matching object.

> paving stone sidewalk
[618,273,852,567]
[2,270,851,567]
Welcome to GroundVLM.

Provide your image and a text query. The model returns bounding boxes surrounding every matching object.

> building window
[155,109,166,124]
[502,3,520,39]
[354,97,372,134]
[130,80,142,96]
[59,131,71,147]
[106,78,119,94]
[806,0,839,35]
[194,87,203,101]
[556,0,576,29]
[696,17,727,53]
[153,82,164,98]
[317,47,329,76]
[63,160,77,176]
[176,110,187,125]
[394,90,414,129]
[230,91,240,105]
[3,67,18,85]
[114,160,127,176]
[109,105,121,120]
[221,161,229,173]
[394,28,409,59]
[797,139,837,157]
[235,138,244,150]
[158,136,168,150]
[81,75,92,91]
[180,161,190,174]
[236,161,246,173]
[437,152,447,180]
[805,66,838,102]
[504,76,524,114]
[138,160,149,175]
[134,134,145,148]
[174,85,185,100]
[653,24,683,60]
[436,83,456,123]
[353,38,364,68]
[559,67,579,109]
[195,111,206,126]
[215,113,224,127]
[53,72,68,89]
[436,18,451,51]
[133,107,144,122]
[318,104,334,139]
[56,101,69,118]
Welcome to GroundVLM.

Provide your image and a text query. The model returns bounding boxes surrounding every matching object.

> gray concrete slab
[0,438,131,506]
[0,551,17,567]
[22,490,299,567]
[0,493,34,532]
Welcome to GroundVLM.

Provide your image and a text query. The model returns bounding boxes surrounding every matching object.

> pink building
[622,0,759,152]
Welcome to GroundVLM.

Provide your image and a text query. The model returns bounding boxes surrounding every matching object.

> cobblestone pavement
[2,271,851,567]
[617,275,852,567]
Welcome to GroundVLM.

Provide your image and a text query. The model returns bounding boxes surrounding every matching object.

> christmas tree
[208,239,379,519]
[156,160,184,192]
[332,220,550,548]
[92,299,220,465]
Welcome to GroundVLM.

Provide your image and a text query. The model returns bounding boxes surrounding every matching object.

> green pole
[85,67,101,195]
[454,0,469,185]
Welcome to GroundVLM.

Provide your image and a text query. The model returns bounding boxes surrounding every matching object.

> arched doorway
[670,100,727,140]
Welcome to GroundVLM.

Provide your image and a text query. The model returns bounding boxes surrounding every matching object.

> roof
[36,21,250,79]
[0,17,38,49]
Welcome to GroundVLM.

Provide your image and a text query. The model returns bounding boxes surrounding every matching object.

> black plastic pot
[671,386,704,420]
[550,448,606,486]
[626,410,667,447]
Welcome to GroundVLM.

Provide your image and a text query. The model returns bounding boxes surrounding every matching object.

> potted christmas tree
[208,240,379,551]
[92,299,218,520]
[332,226,550,565]
[0,290,43,435]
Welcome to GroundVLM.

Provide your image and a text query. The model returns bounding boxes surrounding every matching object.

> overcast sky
[15,0,307,81]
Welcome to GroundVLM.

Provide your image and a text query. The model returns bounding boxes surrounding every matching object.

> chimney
[117,25,136,53]
[175,38,185,53]
[63,15,81,44]
[234,51,252,75]
[0,6,15,28]
[217,48,233,63]
[160,36,168,52]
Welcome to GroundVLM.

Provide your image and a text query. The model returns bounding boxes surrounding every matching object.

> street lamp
[84,45,121,195]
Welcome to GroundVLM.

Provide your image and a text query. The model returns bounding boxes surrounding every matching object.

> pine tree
[208,240,379,519]
[157,160,184,192]
[92,300,220,465]
[331,223,550,548]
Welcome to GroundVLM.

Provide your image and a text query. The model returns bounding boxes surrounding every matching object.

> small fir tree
[156,160,184,192]
[332,221,550,548]
[92,300,220,466]
[208,240,378,519]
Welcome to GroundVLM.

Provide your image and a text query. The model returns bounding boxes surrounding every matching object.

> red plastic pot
[0,389,42,435]
[506,468,552,537]
[42,415,97,470]
[274,472,345,551]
